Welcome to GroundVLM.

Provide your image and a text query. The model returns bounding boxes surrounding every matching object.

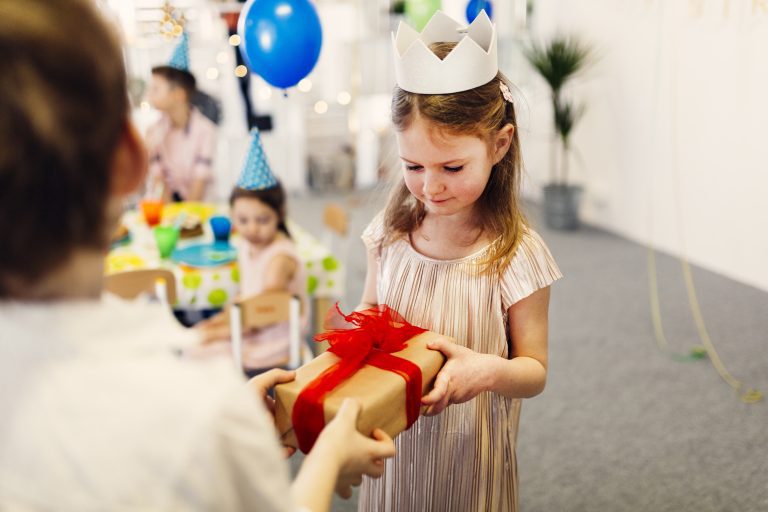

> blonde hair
[384,42,527,275]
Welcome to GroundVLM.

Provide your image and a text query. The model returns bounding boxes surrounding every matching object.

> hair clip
[499,82,514,104]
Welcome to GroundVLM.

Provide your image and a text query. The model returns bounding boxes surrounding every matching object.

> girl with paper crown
[195,130,308,374]
[357,10,562,511]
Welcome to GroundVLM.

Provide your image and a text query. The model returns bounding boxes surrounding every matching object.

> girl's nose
[423,169,444,196]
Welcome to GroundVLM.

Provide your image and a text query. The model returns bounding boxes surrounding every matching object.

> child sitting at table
[195,130,308,375]
[145,32,216,203]
[0,0,393,509]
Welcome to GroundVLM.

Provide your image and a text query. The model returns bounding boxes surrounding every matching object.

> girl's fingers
[422,372,449,405]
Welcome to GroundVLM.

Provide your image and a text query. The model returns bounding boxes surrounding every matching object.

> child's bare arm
[262,254,297,293]
[422,287,551,415]
[356,249,379,311]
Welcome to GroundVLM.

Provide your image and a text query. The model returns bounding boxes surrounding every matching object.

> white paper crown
[392,10,497,94]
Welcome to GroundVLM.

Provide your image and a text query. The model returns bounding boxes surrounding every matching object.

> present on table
[274,305,446,453]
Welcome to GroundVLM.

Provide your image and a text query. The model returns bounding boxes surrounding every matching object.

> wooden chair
[229,290,306,371]
[104,269,177,306]
[322,202,349,237]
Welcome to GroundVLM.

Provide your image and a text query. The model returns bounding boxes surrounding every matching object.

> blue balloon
[238,0,323,89]
[465,0,493,23]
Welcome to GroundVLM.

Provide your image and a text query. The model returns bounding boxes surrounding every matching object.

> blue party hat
[168,31,190,71]
[237,129,278,190]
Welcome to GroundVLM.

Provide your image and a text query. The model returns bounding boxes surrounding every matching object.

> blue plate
[171,243,236,268]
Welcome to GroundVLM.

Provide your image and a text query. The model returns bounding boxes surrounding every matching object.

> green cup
[154,226,180,259]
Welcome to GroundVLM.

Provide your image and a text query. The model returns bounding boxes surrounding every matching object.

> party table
[106,203,344,316]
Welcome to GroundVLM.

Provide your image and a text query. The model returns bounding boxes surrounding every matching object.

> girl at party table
[0,1,392,510]
[196,130,308,375]
[356,10,562,511]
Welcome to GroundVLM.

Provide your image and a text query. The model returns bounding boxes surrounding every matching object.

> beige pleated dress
[358,214,562,512]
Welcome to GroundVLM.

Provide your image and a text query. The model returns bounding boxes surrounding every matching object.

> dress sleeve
[500,228,563,310]
[361,210,386,257]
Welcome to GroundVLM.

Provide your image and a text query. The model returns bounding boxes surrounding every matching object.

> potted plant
[524,37,593,230]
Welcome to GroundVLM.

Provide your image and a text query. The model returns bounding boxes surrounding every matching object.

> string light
[314,100,328,114]
[229,34,241,46]
[259,87,272,100]
[158,1,184,39]
[337,91,351,105]
[298,79,313,92]
[206,67,219,80]
[234,65,248,77]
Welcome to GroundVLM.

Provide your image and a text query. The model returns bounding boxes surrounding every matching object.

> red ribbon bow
[292,304,426,453]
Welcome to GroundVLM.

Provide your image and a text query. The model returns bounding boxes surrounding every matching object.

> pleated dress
[357,214,562,512]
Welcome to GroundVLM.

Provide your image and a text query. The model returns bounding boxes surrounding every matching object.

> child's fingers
[248,368,296,396]
[335,398,362,422]
[421,372,449,405]
[336,484,353,499]
[368,429,396,459]
[426,337,458,358]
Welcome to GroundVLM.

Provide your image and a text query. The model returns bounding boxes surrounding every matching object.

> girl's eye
[444,165,464,172]
[405,164,422,171]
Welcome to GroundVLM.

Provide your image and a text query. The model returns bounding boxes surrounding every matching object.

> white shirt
[0,294,292,511]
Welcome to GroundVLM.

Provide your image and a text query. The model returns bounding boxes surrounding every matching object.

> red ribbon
[292,304,426,453]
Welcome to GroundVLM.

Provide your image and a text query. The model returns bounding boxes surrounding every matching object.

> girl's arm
[356,249,380,311]
[421,286,551,415]
[262,254,297,293]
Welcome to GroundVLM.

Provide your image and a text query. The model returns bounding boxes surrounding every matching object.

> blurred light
[259,87,272,100]
[216,51,229,64]
[234,65,248,77]
[337,91,351,105]
[297,79,312,92]
[314,100,328,114]
[229,34,241,46]
[276,4,293,17]
[140,101,151,111]
[206,67,219,80]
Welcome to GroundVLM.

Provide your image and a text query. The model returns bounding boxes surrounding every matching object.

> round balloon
[238,0,323,89]
[404,0,441,31]
[466,0,493,23]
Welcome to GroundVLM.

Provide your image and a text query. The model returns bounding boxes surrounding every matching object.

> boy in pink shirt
[146,65,217,202]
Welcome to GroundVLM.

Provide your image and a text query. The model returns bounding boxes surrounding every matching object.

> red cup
[140,199,163,227]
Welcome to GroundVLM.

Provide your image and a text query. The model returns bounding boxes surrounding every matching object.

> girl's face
[232,197,280,247]
[396,115,509,219]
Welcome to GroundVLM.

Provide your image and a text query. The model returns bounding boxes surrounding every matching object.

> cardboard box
[274,331,446,451]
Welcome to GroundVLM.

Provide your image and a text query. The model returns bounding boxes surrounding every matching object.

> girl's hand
[317,399,396,498]
[421,338,494,416]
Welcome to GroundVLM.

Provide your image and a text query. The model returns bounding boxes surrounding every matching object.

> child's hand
[421,338,494,416]
[247,369,297,457]
[317,399,396,498]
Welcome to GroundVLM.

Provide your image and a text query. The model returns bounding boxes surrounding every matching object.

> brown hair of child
[230,184,292,238]
[0,0,128,297]
[151,65,197,104]
[384,42,527,275]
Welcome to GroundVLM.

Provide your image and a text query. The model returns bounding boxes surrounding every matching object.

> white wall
[522,0,768,292]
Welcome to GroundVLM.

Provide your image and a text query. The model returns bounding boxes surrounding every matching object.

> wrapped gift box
[274,330,445,452]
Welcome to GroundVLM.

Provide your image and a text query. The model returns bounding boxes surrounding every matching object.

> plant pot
[543,184,582,230]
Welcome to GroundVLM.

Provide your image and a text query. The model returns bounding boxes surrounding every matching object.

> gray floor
[288,189,768,512]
